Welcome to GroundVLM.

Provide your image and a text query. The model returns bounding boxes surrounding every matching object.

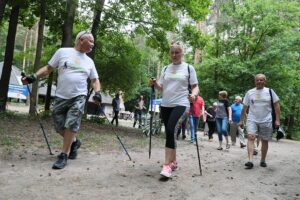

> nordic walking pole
[149,78,155,159]
[194,126,202,176]
[97,103,132,161]
[189,93,202,176]
[21,73,54,155]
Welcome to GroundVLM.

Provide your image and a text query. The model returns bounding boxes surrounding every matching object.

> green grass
[292,131,300,141]
[0,110,166,158]
[0,135,16,146]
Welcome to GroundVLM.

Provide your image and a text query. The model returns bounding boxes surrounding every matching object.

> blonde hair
[219,90,228,98]
[170,41,184,53]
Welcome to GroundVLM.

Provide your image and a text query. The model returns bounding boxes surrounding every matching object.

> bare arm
[228,106,232,123]
[205,110,213,118]
[191,84,199,96]
[35,65,54,78]
[90,78,101,92]
[188,84,199,102]
[239,105,248,127]
[149,79,163,91]
[274,101,281,127]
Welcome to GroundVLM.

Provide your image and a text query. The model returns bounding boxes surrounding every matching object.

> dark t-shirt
[206,107,216,122]
[112,98,120,112]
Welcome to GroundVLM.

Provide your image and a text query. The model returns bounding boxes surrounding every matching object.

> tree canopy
[0,0,299,137]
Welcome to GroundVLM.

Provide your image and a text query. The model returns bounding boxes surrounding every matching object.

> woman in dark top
[205,102,217,141]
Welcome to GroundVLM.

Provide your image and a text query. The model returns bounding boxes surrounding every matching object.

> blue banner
[8,84,28,100]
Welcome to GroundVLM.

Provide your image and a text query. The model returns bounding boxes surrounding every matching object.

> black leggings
[160,106,187,149]
[207,121,216,139]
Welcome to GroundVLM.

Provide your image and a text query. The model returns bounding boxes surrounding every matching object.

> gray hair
[75,31,93,46]
[255,74,266,81]
[235,96,242,101]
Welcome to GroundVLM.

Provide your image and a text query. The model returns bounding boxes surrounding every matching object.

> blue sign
[151,98,162,105]
[8,84,28,100]
[149,98,162,112]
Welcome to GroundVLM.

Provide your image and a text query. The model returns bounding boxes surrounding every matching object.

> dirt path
[1,131,299,200]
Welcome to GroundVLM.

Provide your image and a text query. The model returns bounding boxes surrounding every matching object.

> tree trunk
[61,0,78,47]
[0,0,8,23]
[22,27,28,70]
[30,0,46,115]
[285,115,294,139]
[84,0,105,117]
[44,0,78,110]
[87,0,105,59]
[0,5,20,111]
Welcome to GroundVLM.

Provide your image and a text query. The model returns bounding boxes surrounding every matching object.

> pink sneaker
[169,161,178,171]
[160,164,172,178]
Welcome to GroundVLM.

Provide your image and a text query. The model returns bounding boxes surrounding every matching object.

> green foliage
[95,32,142,98]
[0,135,16,146]
[8,0,30,8]
[292,131,300,141]
[199,0,300,136]
[182,24,209,51]
[83,116,106,125]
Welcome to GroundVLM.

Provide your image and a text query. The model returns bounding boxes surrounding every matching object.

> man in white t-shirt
[239,74,280,169]
[22,31,101,170]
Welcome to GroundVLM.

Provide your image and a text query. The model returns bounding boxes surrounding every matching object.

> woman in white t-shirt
[150,42,199,178]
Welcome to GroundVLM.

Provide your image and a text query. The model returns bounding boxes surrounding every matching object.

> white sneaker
[160,164,172,177]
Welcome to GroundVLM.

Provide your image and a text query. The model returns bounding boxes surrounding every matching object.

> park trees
[0,0,31,111]
[199,0,300,136]
[0,0,210,111]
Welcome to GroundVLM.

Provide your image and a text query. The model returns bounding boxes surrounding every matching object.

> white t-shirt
[157,62,198,108]
[243,87,279,123]
[48,48,99,99]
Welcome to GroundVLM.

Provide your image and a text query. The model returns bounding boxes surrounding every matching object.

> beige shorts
[246,120,273,141]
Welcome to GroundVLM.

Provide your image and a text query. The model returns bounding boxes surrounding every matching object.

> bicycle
[141,111,163,136]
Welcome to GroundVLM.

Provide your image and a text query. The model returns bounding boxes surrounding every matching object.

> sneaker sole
[160,172,172,178]
[52,164,66,170]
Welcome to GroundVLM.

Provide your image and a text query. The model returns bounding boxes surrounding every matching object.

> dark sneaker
[240,143,246,148]
[245,161,254,169]
[52,153,68,169]
[226,144,230,149]
[260,161,267,167]
[69,139,82,159]
[253,149,258,155]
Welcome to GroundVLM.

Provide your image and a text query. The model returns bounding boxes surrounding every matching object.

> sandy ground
[1,133,300,200]
[1,104,300,200]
